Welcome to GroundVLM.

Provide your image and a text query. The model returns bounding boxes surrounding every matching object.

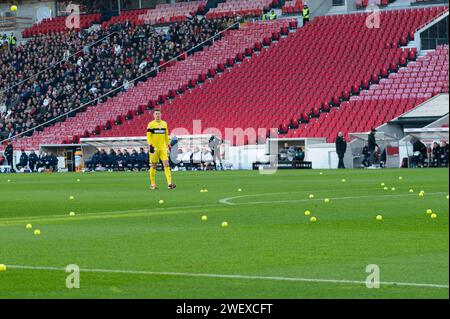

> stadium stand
[22,13,101,37]
[95,7,448,145]
[101,1,206,29]
[356,0,397,9]
[123,7,446,145]
[0,17,229,143]
[6,19,291,149]
[205,0,273,19]
[282,0,304,14]
[285,45,449,141]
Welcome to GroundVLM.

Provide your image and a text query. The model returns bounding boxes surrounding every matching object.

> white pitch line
[219,192,448,206]
[5,265,448,289]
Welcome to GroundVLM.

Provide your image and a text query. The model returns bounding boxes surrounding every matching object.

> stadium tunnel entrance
[39,144,81,172]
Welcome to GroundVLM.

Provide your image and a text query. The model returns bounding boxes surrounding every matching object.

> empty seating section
[282,0,304,14]
[22,13,101,37]
[286,45,449,141]
[12,20,291,150]
[102,1,205,28]
[129,7,444,144]
[356,0,395,9]
[357,45,449,101]
[206,0,273,19]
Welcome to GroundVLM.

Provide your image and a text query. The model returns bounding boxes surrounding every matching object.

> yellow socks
[164,166,172,185]
[150,167,156,186]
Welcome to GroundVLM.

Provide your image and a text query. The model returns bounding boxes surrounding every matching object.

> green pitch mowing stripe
[0,168,448,298]
[6,264,449,288]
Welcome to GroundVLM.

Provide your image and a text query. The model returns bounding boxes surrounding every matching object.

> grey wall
[306,0,333,18]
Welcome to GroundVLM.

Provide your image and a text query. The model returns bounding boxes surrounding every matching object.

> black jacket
[335,136,347,155]
[4,144,13,159]
[362,146,370,157]
[413,140,427,155]
[29,153,38,165]
[19,153,28,166]
[368,132,376,151]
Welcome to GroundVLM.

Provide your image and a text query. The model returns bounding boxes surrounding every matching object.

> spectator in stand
[16,149,29,171]
[28,150,38,172]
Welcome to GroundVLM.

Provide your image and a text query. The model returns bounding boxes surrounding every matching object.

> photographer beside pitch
[147,109,176,190]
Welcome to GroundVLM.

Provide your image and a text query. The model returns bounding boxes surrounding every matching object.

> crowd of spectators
[0,16,233,141]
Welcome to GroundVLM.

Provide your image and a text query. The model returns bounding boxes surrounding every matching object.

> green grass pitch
[0,168,448,298]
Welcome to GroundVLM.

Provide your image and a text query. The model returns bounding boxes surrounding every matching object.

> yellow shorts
[150,149,169,164]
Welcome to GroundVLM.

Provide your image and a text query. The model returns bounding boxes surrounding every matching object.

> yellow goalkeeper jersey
[147,120,170,148]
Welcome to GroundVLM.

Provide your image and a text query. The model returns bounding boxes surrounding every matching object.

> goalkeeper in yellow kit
[147,109,176,190]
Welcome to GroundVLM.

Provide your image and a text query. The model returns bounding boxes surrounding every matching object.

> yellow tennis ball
[376,215,383,221]
[426,209,433,214]
[34,229,41,236]
[237,188,242,192]
[309,194,314,199]
[221,221,229,228]
[69,212,76,217]
[430,213,437,219]
[391,187,396,191]
[304,210,311,216]
[0,264,6,272]
[446,195,449,200]
[204,189,208,193]
[409,189,414,193]
[381,182,385,186]
[200,189,204,193]
[324,198,330,203]
[201,215,208,221]
[26,223,32,229]
[398,176,403,180]
[310,216,317,222]
[159,199,164,204]
[69,195,75,200]
[383,187,388,190]
[11,5,17,12]
[342,178,346,182]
